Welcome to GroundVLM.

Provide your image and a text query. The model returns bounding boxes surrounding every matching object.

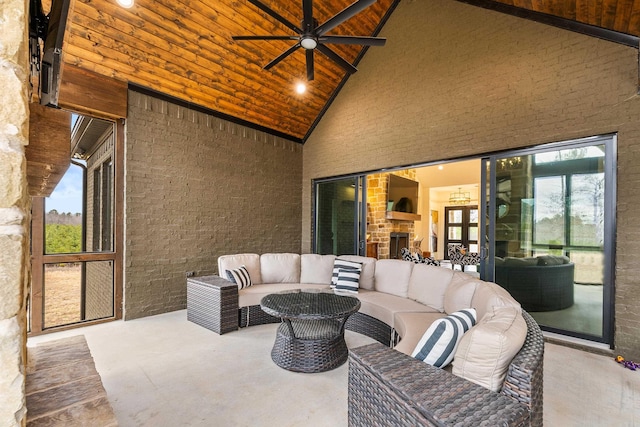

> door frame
[480,134,616,346]
[29,118,124,335]
[312,174,367,256]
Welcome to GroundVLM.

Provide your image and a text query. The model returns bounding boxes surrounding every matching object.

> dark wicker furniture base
[240,304,393,346]
[261,291,361,373]
[187,276,238,334]
[239,305,281,328]
[348,310,544,427]
[345,312,393,346]
[348,343,529,426]
[271,319,349,373]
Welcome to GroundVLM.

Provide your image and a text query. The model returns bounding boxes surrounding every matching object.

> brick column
[0,0,30,425]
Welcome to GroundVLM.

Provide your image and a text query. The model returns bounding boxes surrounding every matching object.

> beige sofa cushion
[471,282,521,320]
[260,253,300,283]
[443,274,480,314]
[374,259,414,297]
[452,307,527,392]
[356,290,436,328]
[300,254,336,284]
[218,254,262,284]
[393,312,447,356]
[408,264,455,312]
[238,284,329,307]
[337,255,376,290]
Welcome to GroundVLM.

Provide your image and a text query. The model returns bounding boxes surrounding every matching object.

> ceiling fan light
[295,82,307,94]
[300,37,318,50]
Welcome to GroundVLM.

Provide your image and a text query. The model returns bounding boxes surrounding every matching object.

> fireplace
[389,232,409,259]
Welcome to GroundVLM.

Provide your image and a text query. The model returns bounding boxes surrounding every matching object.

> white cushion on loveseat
[452,306,527,392]
[300,254,336,284]
[260,253,300,283]
[218,254,262,284]
[374,259,414,298]
[443,275,479,314]
[408,264,455,312]
[471,282,521,320]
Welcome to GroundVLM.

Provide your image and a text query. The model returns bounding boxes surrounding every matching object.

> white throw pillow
[225,265,252,289]
[411,308,477,368]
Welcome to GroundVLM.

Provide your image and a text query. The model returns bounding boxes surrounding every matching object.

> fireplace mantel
[385,211,421,221]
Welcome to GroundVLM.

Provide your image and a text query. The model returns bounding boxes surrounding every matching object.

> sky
[45,162,84,214]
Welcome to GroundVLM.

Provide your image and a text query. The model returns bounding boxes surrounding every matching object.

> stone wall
[125,91,303,319]
[302,0,640,358]
[0,0,29,424]
[366,171,416,259]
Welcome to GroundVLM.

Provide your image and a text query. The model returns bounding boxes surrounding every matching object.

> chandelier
[449,188,471,205]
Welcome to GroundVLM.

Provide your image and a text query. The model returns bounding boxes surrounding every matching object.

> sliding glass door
[481,135,615,344]
[314,176,367,255]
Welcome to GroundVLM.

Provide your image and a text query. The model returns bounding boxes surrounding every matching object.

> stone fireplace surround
[366,171,417,259]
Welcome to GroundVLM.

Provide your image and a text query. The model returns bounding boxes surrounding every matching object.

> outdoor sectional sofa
[186,253,544,426]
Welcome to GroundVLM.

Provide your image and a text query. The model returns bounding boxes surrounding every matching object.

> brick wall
[125,91,303,319]
[0,0,28,424]
[302,0,640,358]
[85,130,115,320]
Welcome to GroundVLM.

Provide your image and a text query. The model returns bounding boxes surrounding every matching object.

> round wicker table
[260,290,361,373]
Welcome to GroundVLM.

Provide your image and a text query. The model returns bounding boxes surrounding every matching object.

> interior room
[2,0,640,425]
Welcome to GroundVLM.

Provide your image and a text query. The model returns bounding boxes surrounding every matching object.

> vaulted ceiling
[46,0,640,142]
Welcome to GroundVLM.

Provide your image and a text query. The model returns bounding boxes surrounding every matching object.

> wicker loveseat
[495,255,575,312]
[186,253,544,426]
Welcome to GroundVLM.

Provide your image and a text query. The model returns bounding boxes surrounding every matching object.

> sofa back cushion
[300,254,336,284]
[471,282,521,320]
[374,259,413,298]
[260,253,300,283]
[452,307,527,392]
[443,273,479,314]
[218,254,262,284]
[408,264,455,312]
[337,255,376,290]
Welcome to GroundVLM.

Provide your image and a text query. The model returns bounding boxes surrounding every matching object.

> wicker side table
[187,275,238,334]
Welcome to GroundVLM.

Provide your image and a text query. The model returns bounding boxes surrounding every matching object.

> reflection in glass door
[482,136,615,344]
[314,176,367,255]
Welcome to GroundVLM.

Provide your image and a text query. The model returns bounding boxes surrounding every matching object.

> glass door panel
[314,176,366,255]
[483,137,615,345]
[31,114,120,334]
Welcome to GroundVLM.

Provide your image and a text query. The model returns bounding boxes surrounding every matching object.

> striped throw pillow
[331,258,362,288]
[335,267,361,293]
[411,308,477,368]
[225,265,252,289]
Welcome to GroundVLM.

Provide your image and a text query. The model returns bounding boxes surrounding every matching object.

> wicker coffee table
[260,290,361,373]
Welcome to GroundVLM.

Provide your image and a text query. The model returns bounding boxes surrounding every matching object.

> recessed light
[295,82,306,94]
[116,0,134,8]
[438,165,444,170]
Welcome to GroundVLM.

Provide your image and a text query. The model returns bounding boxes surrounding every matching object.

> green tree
[45,224,81,254]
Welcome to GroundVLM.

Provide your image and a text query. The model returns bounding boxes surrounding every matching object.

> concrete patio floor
[28,310,640,426]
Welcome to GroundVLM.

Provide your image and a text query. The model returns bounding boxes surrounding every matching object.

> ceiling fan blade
[246,0,302,34]
[315,0,376,36]
[306,49,314,81]
[316,44,358,74]
[319,35,386,46]
[302,0,314,30]
[264,43,301,70]
[233,35,299,41]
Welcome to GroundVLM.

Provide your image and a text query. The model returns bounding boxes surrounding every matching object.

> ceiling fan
[233,0,386,81]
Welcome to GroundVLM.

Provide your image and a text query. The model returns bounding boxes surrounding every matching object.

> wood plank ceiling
[48,0,640,142]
